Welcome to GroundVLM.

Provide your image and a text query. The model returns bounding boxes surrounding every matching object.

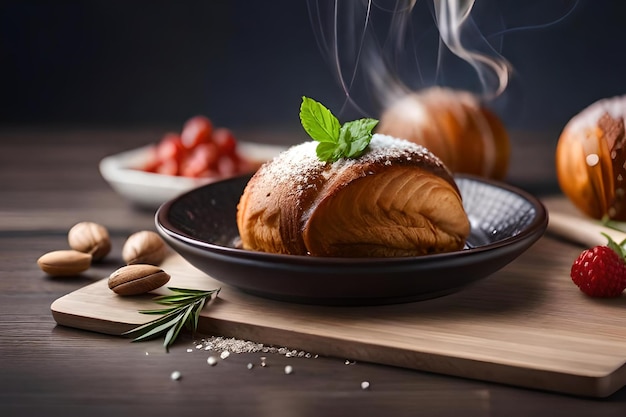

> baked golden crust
[556,96,626,220]
[236,134,470,257]
[378,88,510,180]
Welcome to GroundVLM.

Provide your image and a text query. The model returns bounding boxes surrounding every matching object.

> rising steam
[433,0,509,99]
[307,0,579,117]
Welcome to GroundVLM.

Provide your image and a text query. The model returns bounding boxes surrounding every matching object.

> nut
[68,221,111,261]
[37,250,92,276]
[122,230,167,265]
[108,264,170,296]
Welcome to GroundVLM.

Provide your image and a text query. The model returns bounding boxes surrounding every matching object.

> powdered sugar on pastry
[236,133,468,257]
[255,134,449,200]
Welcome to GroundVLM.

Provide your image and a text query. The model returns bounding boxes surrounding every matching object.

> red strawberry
[570,234,626,297]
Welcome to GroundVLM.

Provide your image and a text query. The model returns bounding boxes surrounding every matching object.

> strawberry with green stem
[570,233,626,297]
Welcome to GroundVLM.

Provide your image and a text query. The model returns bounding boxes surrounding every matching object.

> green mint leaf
[339,118,378,159]
[299,96,340,144]
[316,141,342,162]
[300,96,378,162]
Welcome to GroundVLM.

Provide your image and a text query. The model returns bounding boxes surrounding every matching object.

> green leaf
[299,96,340,144]
[130,311,186,343]
[163,304,195,351]
[342,118,378,158]
[316,141,341,162]
[166,287,212,294]
[138,306,180,315]
[152,294,205,305]
[602,232,626,259]
[300,96,378,162]
[191,298,207,331]
[150,288,215,301]
[124,306,186,335]
[122,286,220,352]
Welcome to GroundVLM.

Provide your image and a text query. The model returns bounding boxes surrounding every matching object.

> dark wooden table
[2,127,625,417]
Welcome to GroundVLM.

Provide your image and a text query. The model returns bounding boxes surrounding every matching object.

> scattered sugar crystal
[361,381,370,390]
[170,371,181,381]
[246,363,254,370]
[207,356,218,366]
[220,351,230,360]
[284,365,293,375]
[194,336,315,358]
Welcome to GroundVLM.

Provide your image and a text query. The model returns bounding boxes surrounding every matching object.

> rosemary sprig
[123,287,220,352]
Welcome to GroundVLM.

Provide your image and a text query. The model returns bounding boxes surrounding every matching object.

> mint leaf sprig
[299,96,378,162]
[123,287,220,352]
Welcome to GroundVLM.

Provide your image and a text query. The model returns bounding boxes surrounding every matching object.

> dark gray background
[1,0,625,135]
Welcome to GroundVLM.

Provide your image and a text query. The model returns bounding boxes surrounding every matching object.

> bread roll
[556,95,626,220]
[377,87,510,180]
[236,134,470,257]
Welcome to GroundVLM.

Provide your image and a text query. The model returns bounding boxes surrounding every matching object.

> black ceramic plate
[155,174,548,306]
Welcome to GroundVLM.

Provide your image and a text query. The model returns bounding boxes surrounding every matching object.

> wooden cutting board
[51,233,626,398]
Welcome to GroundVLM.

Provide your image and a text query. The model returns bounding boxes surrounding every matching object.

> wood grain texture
[51,236,626,397]
[4,128,626,416]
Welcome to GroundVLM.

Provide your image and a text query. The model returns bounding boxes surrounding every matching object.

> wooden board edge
[601,362,626,398]
[48,276,626,398]
[50,281,146,336]
[199,316,626,398]
[51,308,132,336]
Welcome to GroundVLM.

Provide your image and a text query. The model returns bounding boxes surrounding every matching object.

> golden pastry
[236,134,470,257]
[378,87,510,180]
[556,95,626,220]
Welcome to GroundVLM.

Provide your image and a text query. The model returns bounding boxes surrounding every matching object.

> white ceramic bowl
[99,142,286,209]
